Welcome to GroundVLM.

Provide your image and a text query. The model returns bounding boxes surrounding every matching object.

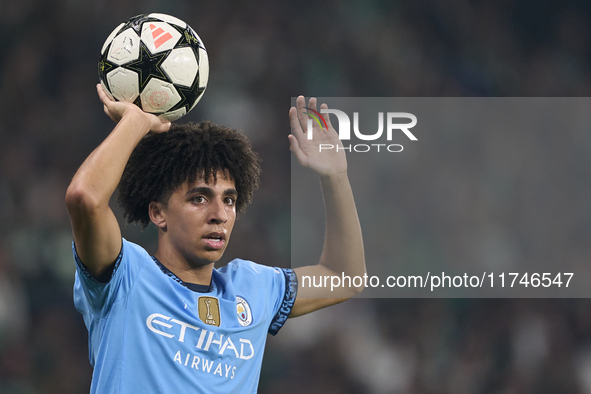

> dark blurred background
[2,0,591,393]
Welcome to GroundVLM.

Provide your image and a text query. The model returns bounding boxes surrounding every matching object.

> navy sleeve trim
[73,241,123,284]
[268,268,298,336]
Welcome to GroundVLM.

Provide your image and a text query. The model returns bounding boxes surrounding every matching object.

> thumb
[152,120,171,133]
[288,134,307,166]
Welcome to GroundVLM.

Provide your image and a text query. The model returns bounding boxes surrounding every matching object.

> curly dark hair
[117,121,261,227]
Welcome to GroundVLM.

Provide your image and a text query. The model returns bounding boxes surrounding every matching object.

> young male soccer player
[65,85,365,393]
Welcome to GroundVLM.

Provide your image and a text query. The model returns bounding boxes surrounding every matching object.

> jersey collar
[151,256,214,293]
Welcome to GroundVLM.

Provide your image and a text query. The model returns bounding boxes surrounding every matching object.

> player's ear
[149,201,167,230]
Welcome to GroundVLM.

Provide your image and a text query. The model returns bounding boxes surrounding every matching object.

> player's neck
[154,244,215,286]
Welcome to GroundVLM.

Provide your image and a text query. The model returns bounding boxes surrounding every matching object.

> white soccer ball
[98,13,209,122]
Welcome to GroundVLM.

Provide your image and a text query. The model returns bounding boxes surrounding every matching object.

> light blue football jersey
[73,238,297,394]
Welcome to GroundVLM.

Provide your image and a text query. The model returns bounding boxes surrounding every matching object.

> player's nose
[208,197,228,225]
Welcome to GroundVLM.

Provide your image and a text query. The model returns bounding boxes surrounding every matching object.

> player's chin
[198,247,227,263]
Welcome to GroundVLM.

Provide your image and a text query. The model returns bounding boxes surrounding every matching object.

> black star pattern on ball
[168,84,206,113]
[169,24,205,50]
[125,43,169,89]
[98,58,116,79]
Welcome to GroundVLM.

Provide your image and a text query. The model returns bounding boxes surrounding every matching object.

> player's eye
[192,196,206,204]
[224,196,236,206]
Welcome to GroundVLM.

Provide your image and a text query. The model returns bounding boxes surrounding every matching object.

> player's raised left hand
[289,96,347,177]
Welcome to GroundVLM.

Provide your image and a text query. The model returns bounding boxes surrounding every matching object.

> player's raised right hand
[96,84,171,133]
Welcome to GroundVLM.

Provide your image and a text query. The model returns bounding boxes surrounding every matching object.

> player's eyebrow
[222,188,238,197]
[186,186,237,197]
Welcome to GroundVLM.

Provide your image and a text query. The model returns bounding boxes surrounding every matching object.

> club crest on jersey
[236,296,252,327]
[198,296,220,327]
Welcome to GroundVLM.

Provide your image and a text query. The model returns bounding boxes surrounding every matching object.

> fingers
[289,106,303,135]
[320,103,333,129]
[288,134,307,166]
[96,83,112,106]
[296,96,307,129]
[294,95,333,133]
[297,96,320,129]
[153,119,172,133]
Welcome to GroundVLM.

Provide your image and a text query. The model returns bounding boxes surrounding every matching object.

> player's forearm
[66,112,151,211]
[318,171,366,290]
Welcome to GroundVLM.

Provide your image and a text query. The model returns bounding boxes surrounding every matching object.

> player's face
[160,172,237,266]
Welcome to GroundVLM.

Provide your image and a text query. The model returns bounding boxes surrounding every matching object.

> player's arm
[65,84,170,280]
[288,96,366,317]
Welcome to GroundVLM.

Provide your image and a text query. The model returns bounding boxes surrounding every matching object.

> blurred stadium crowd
[2,0,591,393]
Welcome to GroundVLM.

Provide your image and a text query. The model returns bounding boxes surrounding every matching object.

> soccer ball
[98,13,209,122]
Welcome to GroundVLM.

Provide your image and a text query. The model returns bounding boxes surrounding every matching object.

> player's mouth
[202,232,226,250]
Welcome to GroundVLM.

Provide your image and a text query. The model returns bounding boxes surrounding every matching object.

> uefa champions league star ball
[98,13,209,122]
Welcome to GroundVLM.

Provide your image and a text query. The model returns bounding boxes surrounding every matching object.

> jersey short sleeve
[268,268,297,335]
[219,260,298,336]
[73,238,149,318]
